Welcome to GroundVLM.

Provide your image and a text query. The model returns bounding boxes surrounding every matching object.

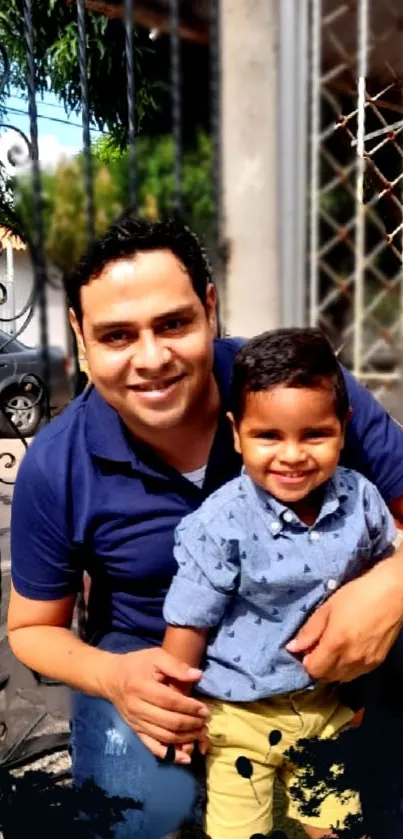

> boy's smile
[230,385,347,519]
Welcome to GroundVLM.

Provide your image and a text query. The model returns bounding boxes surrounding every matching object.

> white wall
[0,249,70,353]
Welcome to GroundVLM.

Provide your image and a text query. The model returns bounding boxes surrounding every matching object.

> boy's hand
[164,679,210,763]
[167,731,209,764]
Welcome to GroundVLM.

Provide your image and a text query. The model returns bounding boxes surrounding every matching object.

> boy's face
[230,385,346,506]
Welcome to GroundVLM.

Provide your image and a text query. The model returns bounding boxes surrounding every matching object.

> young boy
[162,328,396,839]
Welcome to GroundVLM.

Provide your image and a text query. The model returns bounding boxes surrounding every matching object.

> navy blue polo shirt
[11,337,403,646]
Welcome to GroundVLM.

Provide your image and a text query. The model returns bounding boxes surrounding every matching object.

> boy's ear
[226,411,242,454]
[341,406,353,444]
[344,406,353,427]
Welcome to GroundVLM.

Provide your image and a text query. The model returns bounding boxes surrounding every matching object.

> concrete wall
[221,0,280,337]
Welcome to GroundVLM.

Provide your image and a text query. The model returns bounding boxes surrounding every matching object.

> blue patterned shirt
[163,467,396,701]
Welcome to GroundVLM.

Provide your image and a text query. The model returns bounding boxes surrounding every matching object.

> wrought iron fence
[308,0,403,395]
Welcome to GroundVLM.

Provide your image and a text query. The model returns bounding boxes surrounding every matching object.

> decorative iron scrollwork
[0,44,47,474]
[0,125,32,176]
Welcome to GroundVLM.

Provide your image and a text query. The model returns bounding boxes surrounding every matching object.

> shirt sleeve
[163,515,240,628]
[11,445,82,600]
[362,478,397,560]
[342,366,403,503]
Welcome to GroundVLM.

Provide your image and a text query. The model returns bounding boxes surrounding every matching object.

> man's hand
[103,647,209,764]
[286,554,403,682]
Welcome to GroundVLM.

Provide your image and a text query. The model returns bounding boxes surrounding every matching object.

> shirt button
[283,511,293,523]
[327,578,338,591]
[270,520,281,533]
[309,531,320,542]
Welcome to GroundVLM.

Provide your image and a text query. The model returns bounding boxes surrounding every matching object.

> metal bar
[5,242,15,333]
[309,0,322,326]
[278,0,296,326]
[124,0,136,209]
[353,0,369,379]
[77,0,95,243]
[294,0,308,327]
[354,372,400,381]
[0,45,10,97]
[21,0,50,421]
[278,0,309,327]
[169,0,182,212]
[209,0,221,253]
[401,157,403,351]
[208,0,223,336]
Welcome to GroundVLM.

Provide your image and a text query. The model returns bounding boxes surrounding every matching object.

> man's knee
[70,691,200,837]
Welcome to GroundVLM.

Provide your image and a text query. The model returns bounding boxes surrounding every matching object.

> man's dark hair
[230,327,350,424]
[64,212,213,324]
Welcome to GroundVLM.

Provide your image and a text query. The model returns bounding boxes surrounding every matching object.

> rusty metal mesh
[310,0,403,385]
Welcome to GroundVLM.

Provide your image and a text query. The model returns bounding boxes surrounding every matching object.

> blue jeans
[70,632,203,839]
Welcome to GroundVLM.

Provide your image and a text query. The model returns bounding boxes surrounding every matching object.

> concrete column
[221,0,280,336]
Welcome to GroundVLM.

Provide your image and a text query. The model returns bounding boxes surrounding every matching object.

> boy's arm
[163,625,209,695]
[162,627,210,759]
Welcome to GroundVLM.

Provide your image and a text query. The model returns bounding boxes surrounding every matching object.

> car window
[0,332,25,353]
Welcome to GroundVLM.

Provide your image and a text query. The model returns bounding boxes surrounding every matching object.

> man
[8,214,403,838]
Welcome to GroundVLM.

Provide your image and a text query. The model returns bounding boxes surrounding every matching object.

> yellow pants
[204,683,361,839]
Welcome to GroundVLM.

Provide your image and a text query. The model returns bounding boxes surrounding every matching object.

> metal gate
[307,0,403,397]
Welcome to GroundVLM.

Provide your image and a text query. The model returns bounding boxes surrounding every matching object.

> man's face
[230,385,346,506]
[71,248,217,434]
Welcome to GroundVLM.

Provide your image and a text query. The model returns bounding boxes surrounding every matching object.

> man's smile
[129,373,185,392]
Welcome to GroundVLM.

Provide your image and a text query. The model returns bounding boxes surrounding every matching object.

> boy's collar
[241,466,349,530]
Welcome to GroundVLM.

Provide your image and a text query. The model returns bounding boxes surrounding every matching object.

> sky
[1,86,103,168]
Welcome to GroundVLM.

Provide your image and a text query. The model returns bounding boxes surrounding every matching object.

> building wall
[0,249,70,353]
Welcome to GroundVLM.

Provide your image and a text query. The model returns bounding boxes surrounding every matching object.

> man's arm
[8,587,208,762]
[9,446,209,762]
[342,367,403,504]
[286,553,403,682]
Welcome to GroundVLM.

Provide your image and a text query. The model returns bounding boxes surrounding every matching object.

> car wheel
[0,388,42,438]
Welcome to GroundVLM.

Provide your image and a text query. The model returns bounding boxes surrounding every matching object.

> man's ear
[227,411,242,454]
[205,283,217,336]
[69,309,85,358]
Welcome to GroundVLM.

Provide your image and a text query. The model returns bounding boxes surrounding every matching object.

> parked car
[0,329,76,437]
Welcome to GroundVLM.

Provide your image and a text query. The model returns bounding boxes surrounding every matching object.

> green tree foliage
[14,131,214,277]
[0,0,165,140]
[95,132,214,239]
[0,1,209,143]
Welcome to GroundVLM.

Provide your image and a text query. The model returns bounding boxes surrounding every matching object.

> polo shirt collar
[85,386,136,464]
[242,467,348,530]
[85,338,236,470]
